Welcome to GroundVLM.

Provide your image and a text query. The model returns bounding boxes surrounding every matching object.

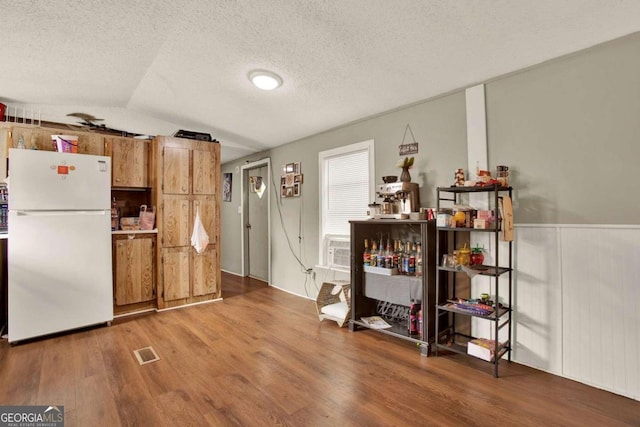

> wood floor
[1,272,638,426]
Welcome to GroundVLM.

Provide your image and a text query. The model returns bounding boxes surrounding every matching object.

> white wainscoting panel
[513,226,563,375]
[560,226,640,400]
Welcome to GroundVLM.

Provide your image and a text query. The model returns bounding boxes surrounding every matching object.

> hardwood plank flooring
[0,272,638,426]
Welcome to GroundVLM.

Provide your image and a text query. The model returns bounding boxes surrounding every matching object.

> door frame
[240,158,271,284]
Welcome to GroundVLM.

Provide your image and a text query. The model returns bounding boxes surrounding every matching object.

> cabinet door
[193,197,216,240]
[162,247,190,301]
[10,126,56,151]
[192,246,218,297]
[77,133,105,156]
[192,149,216,195]
[162,198,190,247]
[9,125,104,154]
[107,136,148,187]
[114,236,155,305]
[163,147,190,194]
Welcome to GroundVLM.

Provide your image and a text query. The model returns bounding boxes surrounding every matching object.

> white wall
[514,225,640,400]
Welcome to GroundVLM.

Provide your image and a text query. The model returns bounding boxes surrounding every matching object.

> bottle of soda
[409,299,419,336]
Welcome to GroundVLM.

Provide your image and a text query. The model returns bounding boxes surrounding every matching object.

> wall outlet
[237,206,241,214]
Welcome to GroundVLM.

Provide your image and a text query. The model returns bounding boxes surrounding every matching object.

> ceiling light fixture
[248,70,283,90]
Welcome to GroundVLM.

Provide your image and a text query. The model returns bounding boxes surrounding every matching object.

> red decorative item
[470,246,485,266]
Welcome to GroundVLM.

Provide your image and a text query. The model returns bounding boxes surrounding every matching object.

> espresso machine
[375,182,420,219]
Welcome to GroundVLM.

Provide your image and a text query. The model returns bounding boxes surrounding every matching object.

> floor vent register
[133,346,160,365]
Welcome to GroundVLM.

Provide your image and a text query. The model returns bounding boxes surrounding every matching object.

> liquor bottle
[377,237,385,267]
[363,239,371,266]
[392,239,400,272]
[416,242,423,277]
[370,240,378,267]
[404,240,414,275]
[111,197,119,231]
[397,240,405,274]
[384,238,392,269]
[408,242,416,275]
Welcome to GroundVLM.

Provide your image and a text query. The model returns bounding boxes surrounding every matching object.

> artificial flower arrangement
[396,156,414,169]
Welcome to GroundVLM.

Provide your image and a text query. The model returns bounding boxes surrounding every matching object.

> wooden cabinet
[112,232,156,315]
[5,125,104,155]
[104,136,149,187]
[152,136,221,309]
[349,220,437,355]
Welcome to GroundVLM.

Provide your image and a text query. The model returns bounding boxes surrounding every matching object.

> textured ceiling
[2,0,640,163]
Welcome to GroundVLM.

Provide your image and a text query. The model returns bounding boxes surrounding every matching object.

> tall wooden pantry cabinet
[152,136,221,309]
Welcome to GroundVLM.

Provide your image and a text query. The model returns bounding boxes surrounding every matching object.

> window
[319,140,374,269]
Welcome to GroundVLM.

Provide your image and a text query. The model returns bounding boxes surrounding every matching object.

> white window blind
[324,150,369,235]
[319,140,374,268]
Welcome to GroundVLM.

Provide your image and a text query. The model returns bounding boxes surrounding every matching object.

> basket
[120,217,140,231]
[315,281,351,327]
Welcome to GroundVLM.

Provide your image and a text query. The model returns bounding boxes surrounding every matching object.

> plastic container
[51,135,78,153]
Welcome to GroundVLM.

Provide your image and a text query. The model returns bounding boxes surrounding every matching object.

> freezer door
[9,149,111,211]
[8,210,113,342]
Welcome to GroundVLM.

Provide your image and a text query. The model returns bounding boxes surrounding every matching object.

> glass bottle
[363,239,371,266]
[377,237,385,267]
[384,238,392,269]
[416,242,423,276]
[370,241,378,267]
[111,197,119,231]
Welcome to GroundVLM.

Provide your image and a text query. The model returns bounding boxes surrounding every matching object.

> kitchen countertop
[112,229,158,235]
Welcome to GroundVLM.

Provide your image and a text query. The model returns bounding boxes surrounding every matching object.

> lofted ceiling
[2,1,640,163]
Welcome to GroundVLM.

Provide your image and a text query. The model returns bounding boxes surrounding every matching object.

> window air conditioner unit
[325,236,351,269]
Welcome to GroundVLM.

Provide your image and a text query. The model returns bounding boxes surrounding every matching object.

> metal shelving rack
[434,185,513,377]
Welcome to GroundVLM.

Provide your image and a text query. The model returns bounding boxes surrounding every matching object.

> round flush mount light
[248,69,283,90]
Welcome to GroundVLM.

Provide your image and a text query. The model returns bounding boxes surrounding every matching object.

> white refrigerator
[8,149,113,343]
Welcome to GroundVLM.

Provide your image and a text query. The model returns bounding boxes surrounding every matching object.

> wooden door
[192,246,218,296]
[106,136,148,187]
[162,198,190,247]
[192,148,216,195]
[162,147,190,194]
[114,236,155,305]
[162,247,190,301]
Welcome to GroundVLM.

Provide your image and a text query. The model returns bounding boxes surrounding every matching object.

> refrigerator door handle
[14,210,109,217]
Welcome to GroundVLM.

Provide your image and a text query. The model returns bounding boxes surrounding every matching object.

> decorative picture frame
[281,162,303,198]
[222,173,232,202]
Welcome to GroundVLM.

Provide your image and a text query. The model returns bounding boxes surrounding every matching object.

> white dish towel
[191,207,209,254]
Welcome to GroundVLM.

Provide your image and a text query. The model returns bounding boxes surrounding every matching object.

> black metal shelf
[436,185,512,194]
[436,303,511,320]
[437,226,501,232]
[434,185,514,377]
[435,334,511,364]
[437,265,512,277]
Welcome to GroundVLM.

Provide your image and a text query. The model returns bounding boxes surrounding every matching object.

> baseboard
[221,269,244,277]
[268,283,315,301]
[156,297,223,312]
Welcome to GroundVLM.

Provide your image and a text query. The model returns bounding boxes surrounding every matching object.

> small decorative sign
[399,142,418,155]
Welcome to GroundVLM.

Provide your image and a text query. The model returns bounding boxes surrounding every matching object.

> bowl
[382,176,398,183]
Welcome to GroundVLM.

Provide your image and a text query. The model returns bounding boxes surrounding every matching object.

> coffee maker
[375,182,420,218]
